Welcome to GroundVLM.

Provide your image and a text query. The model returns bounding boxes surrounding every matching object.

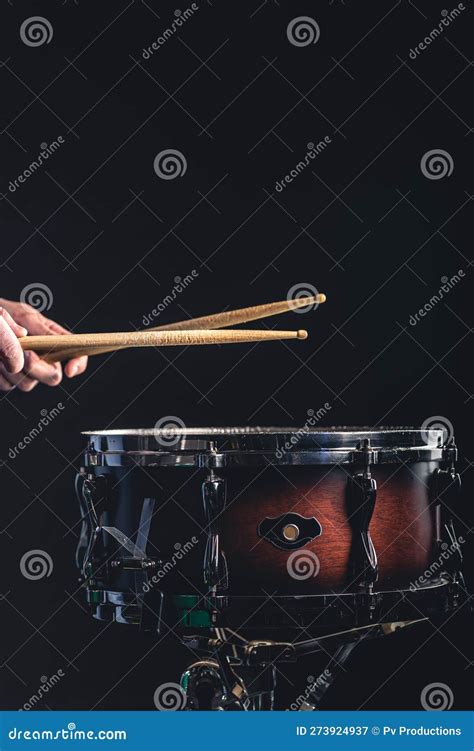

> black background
[0,0,472,711]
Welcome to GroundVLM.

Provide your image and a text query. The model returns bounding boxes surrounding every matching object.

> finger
[45,320,69,335]
[36,316,70,336]
[16,309,67,337]
[0,365,38,392]
[64,355,88,378]
[27,315,88,377]
[0,307,28,338]
[23,351,63,386]
[0,313,25,374]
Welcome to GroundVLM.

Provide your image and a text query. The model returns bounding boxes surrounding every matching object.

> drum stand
[180,619,426,711]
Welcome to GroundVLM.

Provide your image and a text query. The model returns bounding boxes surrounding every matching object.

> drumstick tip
[297,330,308,340]
[288,293,326,310]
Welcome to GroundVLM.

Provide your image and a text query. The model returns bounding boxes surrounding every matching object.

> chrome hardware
[180,660,227,711]
[110,557,160,571]
[351,436,378,466]
[82,427,447,468]
[432,437,462,574]
[202,473,228,589]
[348,440,378,589]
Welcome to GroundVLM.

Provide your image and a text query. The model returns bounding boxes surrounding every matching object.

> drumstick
[20,329,308,363]
[148,293,326,332]
[64,293,326,360]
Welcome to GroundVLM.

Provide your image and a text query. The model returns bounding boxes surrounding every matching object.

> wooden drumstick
[63,293,326,360]
[20,329,308,363]
[148,293,326,332]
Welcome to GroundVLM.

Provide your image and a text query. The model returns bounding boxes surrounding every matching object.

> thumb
[0,308,26,374]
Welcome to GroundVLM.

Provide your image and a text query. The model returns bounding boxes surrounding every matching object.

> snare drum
[76,427,463,632]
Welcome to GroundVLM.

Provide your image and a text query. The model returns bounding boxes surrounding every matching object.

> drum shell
[87,459,439,597]
[219,462,438,595]
[85,466,205,596]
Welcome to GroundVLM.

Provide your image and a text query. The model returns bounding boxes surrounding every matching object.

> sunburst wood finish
[220,463,437,595]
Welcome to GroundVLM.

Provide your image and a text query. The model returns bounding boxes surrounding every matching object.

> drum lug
[85,443,102,466]
[432,439,463,574]
[441,436,458,466]
[202,473,228,590]
[202,474,226,518]
[351,438,378,465]
[348,440,378,589]
[82,473,109,522]
[432,466,461,513]
[76,472,109,577]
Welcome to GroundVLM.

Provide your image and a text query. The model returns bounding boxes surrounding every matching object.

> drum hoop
[83,446,445,467]
[82,426,448,466]
[87,576,452,605]
[82,426,444,440]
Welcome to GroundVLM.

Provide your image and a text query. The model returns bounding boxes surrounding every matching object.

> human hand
[0,298,88,392]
